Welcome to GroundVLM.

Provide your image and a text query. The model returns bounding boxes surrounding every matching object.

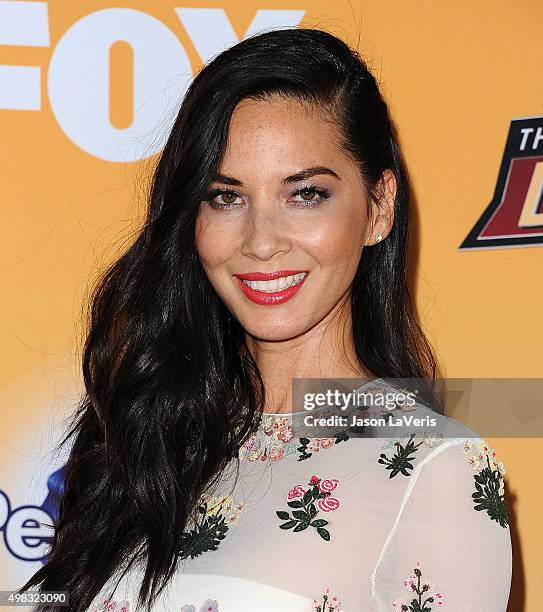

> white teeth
[241,272,307,293]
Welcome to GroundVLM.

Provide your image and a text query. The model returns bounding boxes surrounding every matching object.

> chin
[242,318,310,342]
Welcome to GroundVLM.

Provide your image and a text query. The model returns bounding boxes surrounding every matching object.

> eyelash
[203,184,332,209]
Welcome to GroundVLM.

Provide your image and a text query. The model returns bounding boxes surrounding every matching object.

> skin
[195,96,396,414]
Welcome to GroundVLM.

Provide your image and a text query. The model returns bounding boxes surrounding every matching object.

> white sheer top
[87,378,512,612]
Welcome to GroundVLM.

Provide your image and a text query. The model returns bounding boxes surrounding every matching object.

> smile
[241,272,307,292]
[233,272,309,305]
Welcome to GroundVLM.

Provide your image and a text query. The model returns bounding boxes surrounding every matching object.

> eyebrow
[212,166,341,186]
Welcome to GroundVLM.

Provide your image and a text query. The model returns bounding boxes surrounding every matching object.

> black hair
[17,27,441,611]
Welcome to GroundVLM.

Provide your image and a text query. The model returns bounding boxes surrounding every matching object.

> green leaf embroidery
[179,496,244,559]
[179,511,229,559]
[297,438,313,461]
[287,500,303,509]
[377,433,424,478]
[293,521,310,532]
[464,439,509,528]
[317,527,330,541]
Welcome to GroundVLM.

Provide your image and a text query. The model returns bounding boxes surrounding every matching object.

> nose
[239,198,292,261]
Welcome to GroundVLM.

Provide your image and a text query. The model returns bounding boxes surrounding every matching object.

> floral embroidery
[276,475,341,541]
[392,562,444,611]
[180,600,219,612]
[297,432,349,461]
[91,598,129,611]
[179,494,245,559]
[312,587,343,611]
[240,415,295,461]
[463,438,508,527]
[378,432,443,478]
[240,414,351,462]
[240,382,409,463]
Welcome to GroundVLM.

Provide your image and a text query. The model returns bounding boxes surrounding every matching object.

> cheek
[195,214,236,269]
[304,211,365,266]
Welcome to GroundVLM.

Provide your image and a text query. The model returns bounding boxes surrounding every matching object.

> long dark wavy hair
[18,27,441,612]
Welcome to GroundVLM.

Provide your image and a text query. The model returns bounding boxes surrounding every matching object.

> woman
[18,27,512,611]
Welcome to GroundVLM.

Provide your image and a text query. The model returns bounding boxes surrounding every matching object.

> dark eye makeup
[202,183,332,209]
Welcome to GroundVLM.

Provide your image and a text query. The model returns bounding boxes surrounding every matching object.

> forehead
[231,95,326,125]
[219,96,357,179]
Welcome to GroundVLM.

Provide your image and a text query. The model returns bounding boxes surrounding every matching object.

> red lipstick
[233,270,309,305]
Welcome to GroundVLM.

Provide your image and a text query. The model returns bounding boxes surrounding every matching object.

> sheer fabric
[87,379,512,612]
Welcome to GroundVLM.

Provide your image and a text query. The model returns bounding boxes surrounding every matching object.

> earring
[375,233,383,243]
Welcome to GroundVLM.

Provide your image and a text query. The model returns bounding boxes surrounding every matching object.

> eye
[202,184,332,210]
[290,185,331,207]
[203,189,243,209]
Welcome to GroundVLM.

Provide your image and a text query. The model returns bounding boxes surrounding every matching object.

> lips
[233,270,309,305]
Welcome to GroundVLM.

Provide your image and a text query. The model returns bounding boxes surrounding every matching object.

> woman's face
[195,96,394,342]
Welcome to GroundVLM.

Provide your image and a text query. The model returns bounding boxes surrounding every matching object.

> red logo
[460,116,543,249]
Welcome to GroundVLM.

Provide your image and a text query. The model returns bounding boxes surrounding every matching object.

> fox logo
[460,115,543,250]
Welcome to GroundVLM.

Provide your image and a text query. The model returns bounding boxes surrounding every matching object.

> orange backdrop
[1,2,541,610]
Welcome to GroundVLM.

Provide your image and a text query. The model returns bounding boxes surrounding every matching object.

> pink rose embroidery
[287,484,306,500]
[276,475,341,541]
[317,496,340,512]
[318,478,339,493]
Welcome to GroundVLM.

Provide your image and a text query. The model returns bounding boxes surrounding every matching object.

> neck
[242,298,374,415]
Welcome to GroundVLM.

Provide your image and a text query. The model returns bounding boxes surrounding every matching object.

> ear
[364,169,396,246]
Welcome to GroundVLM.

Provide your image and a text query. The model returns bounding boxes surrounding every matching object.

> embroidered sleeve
[371,437,512,611]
